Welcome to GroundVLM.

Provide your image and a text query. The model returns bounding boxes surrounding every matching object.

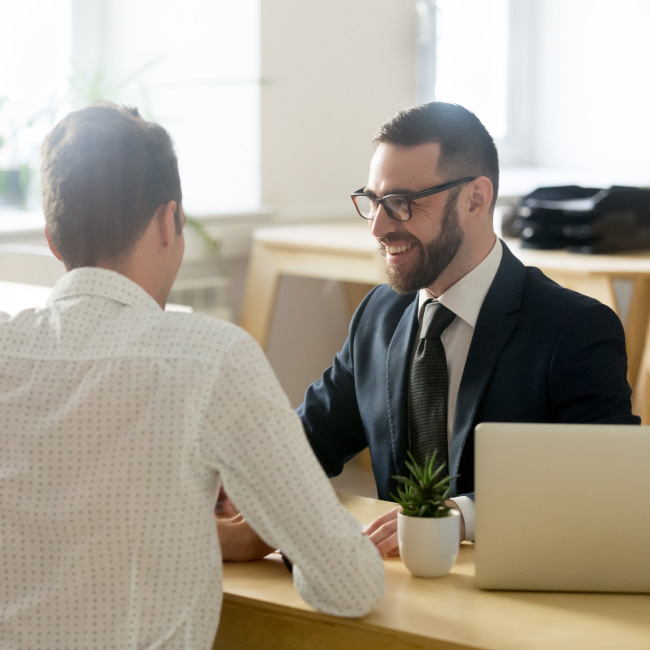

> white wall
[261,0,418,222]
[259,1,418,404]
[530,0,650,186]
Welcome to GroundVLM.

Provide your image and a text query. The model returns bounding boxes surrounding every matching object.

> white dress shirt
[0,268,384,650]
[415,238,503,541]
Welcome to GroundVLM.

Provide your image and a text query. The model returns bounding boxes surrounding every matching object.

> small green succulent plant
[391,450,459,518]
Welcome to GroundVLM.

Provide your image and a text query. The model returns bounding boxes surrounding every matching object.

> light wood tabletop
[216,493,650,650]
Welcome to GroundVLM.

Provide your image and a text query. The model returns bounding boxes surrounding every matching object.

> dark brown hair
[374,102,499,211]
[41,101,182,268]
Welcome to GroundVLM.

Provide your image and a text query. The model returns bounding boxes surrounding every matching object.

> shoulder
[128,310,260,362]
[496,242,618,323]
[522,266,616,322]
[510,268,626,352]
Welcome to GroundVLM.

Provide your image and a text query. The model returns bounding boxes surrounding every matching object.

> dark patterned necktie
[409,300,456,471]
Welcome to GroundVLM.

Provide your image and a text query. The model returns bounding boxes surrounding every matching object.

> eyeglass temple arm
[411,176,477,200]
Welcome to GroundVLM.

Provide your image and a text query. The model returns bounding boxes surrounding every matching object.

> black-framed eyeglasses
[351,176,477,222]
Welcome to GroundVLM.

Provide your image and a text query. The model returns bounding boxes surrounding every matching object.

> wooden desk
[240,222,650,391]
[216,494,650,650]
[0,280,192,315]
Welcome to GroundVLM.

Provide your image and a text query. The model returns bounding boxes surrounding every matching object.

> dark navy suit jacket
[297,241,640,501]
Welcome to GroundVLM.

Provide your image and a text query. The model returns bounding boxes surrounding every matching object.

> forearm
[217,514,275,562]
[298,350,367,477]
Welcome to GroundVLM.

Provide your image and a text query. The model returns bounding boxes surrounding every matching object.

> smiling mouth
[384,241,417,255]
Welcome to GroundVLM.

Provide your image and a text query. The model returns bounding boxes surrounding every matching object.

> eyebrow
[364,187,416,198]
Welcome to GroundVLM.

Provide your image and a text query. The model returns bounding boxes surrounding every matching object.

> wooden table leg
[240,242,282,349]
[633,316,650,424]
[624,278,650,392]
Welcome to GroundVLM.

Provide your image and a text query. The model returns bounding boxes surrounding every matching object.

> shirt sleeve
[199,330,385,618]
[450,495,475,542]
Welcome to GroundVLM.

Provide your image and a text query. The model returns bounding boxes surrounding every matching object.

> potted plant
[391,450,461,577]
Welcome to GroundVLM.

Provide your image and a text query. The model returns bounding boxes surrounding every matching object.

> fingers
[364,506,402,557]
[217,515,275,562]
[368,522,400,556]
[363,505,401,536]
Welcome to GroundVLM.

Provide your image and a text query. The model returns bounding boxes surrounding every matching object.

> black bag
[503,185,650,253]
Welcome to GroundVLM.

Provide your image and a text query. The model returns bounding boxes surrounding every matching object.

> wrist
[279,551,293,574]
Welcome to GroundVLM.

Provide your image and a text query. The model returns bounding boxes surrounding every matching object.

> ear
[466,177,493,216]
[44,227,65,262]
[153,200,178,248]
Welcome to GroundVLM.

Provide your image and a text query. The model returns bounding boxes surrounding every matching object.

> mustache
[378,234,420,247]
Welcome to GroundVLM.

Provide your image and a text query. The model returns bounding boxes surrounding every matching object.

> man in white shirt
[296,101,639,553]
[0,102,384,650]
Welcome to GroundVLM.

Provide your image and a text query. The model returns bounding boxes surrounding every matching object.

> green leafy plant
[391,450,459,518]
[185,215,221,255]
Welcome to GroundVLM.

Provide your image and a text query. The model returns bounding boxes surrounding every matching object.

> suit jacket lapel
[449,242,526,493]
[386,294,419,478]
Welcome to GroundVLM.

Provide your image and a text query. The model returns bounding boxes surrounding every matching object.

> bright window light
[0,1,72,167]
[1,0,260,215]
[101,0,260,214]
[434,0,510,139]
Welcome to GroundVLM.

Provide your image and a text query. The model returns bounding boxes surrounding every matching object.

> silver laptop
[474,422,650,593]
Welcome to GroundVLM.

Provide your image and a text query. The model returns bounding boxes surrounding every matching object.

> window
[1,0,260,215]
[416,0,532,166]
[0,1,72,171]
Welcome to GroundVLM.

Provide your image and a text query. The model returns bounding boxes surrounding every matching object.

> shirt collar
[418,238,503,328]
[49,267,162,312]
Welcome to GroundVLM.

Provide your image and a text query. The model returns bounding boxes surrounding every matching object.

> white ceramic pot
[397,509,460,577]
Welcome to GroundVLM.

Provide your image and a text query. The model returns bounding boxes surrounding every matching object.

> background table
[216,494,650,650]
[240,222,650,404]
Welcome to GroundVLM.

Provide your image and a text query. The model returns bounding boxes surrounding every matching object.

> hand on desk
[217,514,276,562]
[215,488,275,561]
[363,505,402,556]
[364,501,466,556]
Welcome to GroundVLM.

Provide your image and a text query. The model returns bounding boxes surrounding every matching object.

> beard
[381,194,464,295]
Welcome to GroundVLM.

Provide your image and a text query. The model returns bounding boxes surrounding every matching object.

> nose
[370,203,397,240]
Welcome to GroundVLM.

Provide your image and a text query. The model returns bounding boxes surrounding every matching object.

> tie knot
[420,301,456,340]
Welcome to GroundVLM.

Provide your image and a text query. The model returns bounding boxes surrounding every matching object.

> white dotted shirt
[0,268,384,650]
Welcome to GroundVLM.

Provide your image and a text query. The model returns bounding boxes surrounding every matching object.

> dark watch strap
[280,552,293,574]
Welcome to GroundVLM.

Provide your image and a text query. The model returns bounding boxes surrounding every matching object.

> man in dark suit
[297,102,639,554]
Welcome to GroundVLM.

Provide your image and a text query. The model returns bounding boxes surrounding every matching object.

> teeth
[387,244,411,255]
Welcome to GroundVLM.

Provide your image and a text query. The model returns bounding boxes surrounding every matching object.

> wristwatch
[279,551,293,574]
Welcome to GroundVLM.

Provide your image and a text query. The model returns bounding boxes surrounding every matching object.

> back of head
[373,102,499,211]
[41,101,182,269]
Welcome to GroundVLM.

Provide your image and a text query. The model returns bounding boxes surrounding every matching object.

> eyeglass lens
[355,195,410,222]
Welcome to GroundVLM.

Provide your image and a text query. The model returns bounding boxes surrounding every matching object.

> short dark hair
[373,102,499,211]
[41,101,182,268]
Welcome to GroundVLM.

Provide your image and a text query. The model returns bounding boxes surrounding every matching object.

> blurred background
[2,0,649,414]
